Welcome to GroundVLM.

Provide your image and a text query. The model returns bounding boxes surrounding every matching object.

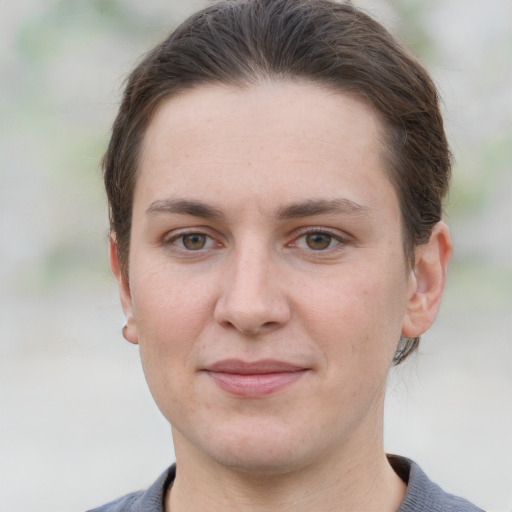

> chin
[178,418,327,476]
[210,445,310,476]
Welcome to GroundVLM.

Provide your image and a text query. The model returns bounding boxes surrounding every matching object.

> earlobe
[402,222,453,339]
[109,235,139,345]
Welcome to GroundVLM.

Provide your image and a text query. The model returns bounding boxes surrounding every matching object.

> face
[112,81,447,475]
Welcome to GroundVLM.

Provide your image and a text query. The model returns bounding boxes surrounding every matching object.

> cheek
[131,271,215,421]
[130,267,216,367]
[298,263,408,364]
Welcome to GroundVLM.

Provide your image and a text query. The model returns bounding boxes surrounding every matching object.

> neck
[166,426,406,512]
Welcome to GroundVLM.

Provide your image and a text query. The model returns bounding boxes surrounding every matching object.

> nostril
[220,318,283,336]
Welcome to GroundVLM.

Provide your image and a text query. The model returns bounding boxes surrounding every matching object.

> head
[104,0,453,478]
[103,0,451,366]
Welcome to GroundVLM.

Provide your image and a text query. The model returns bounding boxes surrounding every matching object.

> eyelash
[163,227,348,254]
[290,228,347,252]
[163,230,221,252]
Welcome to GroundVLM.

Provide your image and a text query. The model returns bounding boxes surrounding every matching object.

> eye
[181,233,208,250]
[164,231,219,252]
[292,229,345,251]
[304,232,334,250]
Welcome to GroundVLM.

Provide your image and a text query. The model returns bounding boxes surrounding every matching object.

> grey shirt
[87,456,484,511]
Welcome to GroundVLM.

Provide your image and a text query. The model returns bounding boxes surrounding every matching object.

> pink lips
[204,359,307,397]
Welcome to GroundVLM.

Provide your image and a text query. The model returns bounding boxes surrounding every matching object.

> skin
[110,81,452,511]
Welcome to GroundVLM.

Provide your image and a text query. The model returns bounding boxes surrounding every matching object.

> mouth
[202,359,308,397]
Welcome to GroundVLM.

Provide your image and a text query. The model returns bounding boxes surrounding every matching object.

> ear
[109,234,139,344]
[402,222,453,338]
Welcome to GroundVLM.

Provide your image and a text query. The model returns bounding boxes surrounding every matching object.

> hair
[103,0,451,364]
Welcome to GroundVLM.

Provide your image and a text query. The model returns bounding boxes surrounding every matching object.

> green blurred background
[1,1,511,510]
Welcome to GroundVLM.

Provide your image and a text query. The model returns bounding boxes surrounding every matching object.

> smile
[203,359,308,397]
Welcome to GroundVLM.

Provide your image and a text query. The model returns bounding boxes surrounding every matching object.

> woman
[89,0,483,510]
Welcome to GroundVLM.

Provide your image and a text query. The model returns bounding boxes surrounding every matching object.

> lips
[203,359,308,397]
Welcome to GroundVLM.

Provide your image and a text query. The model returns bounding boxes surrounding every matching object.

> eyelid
[161,226,350,252]
[288,227,350,250]
[163,227,223,251]
[292,226,350,240]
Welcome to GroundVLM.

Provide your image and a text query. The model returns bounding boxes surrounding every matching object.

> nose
[214,244,291,336]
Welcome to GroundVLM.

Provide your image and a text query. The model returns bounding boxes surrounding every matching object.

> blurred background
[1,0,510,510]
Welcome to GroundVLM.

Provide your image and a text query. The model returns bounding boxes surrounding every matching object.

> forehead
[136,81,397,219]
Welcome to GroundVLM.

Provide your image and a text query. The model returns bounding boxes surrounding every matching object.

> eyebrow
[276,198,371,219]
[145,197,370,221]
[146,199,224,219]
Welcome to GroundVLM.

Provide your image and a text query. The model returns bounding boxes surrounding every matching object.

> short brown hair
[103,0,451,364]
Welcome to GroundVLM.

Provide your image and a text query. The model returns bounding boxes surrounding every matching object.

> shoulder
[86,490,145,512]
[86,466,175,512]
[389,455,485,512]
